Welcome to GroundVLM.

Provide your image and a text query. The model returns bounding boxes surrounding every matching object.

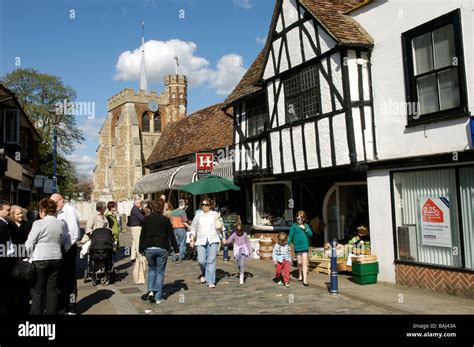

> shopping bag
[133,254,147,284]
[12,258,35,281]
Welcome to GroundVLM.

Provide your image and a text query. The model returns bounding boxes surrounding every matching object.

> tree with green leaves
[2,68,85,194]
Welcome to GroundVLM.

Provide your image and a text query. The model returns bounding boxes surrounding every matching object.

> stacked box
[352,261,379,285]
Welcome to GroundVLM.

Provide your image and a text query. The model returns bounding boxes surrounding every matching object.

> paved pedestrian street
[74,230,474,315]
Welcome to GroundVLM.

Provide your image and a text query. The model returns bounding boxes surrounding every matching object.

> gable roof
[299,0,374,46]
[224,0,374,107]
[145,103,233,167]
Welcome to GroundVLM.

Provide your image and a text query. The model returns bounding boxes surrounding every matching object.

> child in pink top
[223,223,252,284]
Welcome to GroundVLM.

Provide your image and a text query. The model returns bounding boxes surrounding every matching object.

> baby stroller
[84,227,116,286]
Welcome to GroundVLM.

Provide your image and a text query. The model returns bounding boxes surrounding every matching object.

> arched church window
[154,112,161,133]
[142,112,150,132]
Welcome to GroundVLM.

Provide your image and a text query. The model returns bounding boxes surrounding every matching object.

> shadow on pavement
[76,289,115,314]
[163,279,189,300]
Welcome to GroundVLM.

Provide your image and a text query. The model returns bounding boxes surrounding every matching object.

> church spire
[139,21,148,94]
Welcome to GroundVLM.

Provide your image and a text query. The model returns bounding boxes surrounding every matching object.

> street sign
[196,153,214,180]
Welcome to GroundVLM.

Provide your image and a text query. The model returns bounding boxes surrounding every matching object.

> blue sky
[0,0,274,178]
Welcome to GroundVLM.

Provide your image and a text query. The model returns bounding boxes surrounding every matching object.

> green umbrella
[180,175,241,195]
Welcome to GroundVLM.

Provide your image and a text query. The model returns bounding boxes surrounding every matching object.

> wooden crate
[314,259,346,275]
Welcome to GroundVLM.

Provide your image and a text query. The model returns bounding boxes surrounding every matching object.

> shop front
[368,161,474,298]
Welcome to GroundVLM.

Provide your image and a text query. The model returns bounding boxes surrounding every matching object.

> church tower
[92,23,188,201]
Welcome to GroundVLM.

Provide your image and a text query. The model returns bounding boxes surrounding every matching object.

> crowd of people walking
[0,193,314,313]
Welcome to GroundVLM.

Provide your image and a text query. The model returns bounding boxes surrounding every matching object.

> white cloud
[256,36,266,45]
[68,154,96,178]
[114,40,247,97]
[78,117,106,142]
[209,54,247,96]
[233,0,252,10]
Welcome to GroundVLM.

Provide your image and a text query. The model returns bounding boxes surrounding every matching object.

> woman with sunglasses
[189,198,223,288]
[288,211,313,286]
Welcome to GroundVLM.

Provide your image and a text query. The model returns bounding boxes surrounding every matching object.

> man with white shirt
[50,193,80,315]
[0,200,13,314]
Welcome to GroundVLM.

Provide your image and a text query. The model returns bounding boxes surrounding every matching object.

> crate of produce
[352,255,378,263]
[309,247,325,262]
[353,274,378,285]
[352,261,379,276]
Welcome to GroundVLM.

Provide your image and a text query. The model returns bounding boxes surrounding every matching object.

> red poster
[422,198,444,223]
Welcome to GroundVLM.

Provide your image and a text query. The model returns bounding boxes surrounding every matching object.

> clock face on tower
[148,100,159,112]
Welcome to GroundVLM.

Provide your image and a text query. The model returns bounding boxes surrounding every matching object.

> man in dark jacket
[127,198,144,262]
[139,201,179,304]
[0,200,13,314]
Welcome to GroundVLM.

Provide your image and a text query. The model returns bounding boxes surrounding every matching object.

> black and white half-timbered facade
[224,0,374,241]
[224,0,474,297]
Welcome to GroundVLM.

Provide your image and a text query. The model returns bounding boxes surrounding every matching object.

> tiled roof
[145,103,233,166]
[224,0,373,107]
[224,48,265,106]
[300,0,374,45]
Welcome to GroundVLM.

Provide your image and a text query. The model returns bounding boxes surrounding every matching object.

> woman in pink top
[223,223,253,285]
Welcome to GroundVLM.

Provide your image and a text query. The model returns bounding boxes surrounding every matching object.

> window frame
[246,96,267,139]
[252,180,293,231]
[390,164,474,272]
[3,108,20,144]
[153,112,161,134]
[402,9,468,126]
[141,112,150,133]
[283,63,320,124]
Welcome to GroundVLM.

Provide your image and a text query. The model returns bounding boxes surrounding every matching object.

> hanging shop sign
[196,153,214,180]
[419,197,452,248]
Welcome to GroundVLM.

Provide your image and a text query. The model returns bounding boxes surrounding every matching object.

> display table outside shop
[308,246,374,275]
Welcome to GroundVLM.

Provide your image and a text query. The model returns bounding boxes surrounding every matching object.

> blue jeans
[144,248,168,301]
[197,242,219,285]
[172,228,187,261]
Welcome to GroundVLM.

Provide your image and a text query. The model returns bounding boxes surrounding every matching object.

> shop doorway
[323,182,369,242]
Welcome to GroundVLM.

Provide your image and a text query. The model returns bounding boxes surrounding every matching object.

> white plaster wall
[276,11,283,33]
[304,121,318,170]
[352,1,473,159]
[352,107,365,162]
[261,139,267,169]
[319,25,336,54]
[267,82,276,128]
[303,21,317,61]
[278,39,289,74]
[319,64,333,114]
[367,170,396,283]
[241,104,247,171]
[282,0,299,26]
[287,27,303,67]
[330,52,344,110]
[281,128,293,172]
[292,125,305,171]
[361,51,371,101]
[270,131,282,174]
[276,80,286,127]
[364,105,374,160]
[318,117,332,168]
[333,113,350,166]
[253,139,260,169]
[347,51,360,103]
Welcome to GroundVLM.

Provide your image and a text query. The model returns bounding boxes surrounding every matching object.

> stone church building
[92,27,187,201]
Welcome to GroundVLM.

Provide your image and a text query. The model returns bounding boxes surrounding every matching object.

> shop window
[459,167,474,270]
[392,169,463,268]
[402,9,467,125]
[284,64,320,124]
[253,181,292,229]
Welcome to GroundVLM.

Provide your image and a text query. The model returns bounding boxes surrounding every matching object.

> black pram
[84,227,116,286]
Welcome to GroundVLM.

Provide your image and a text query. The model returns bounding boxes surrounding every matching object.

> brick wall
[395,263,474,299]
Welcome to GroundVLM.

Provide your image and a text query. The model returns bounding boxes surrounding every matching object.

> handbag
[12,258,35,281]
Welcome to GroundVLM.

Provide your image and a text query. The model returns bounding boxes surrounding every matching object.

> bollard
[223,244,229,261]
[329,239,339,295]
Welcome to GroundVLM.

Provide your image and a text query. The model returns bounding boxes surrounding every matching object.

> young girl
[223,223,252,284]
[272,232,292,287]
[288,210,313,286]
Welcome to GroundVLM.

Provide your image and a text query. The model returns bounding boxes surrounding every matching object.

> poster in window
[419,197,452,248]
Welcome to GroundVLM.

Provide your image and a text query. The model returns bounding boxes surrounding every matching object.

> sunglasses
[297,217,304,221]
[202,203,210,206]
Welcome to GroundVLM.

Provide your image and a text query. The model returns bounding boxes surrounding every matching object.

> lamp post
[52,109,62,193]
